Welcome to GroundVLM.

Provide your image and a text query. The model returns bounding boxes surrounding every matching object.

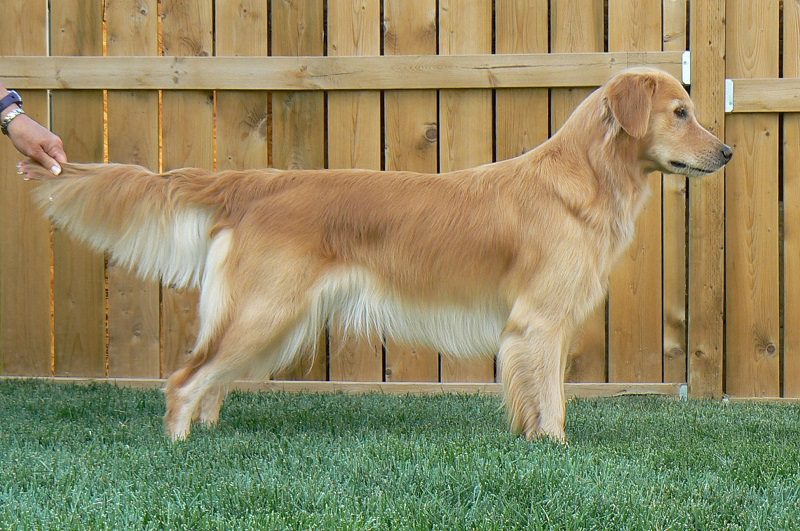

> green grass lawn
[1,381,798,529]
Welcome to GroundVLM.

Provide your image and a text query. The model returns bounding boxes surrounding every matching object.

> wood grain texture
[0,2,51,375]
[106,0,161,378]
[0,53,686,91]
[724,0,780,397]
[687,0,726,398]
[160,0,214,378]
[382,0,439,383]
[438,0,494,383]
[729,78,800,113]
[271,0,324,168]
[215,1,269,171]
[784,0,800,398]
[551,0,607,383]
[607,0,663,383]
[50,0,106,377]
[662,0,688,383]
[547,0,605,129]
[326,0,383,382]
[270,0,327,381]
[495,0,549,160]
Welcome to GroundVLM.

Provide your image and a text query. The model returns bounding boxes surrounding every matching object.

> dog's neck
[528,89,654,256]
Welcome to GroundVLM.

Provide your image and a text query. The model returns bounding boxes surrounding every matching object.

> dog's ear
[605,73,656,139]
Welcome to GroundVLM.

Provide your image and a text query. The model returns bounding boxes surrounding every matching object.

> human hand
[7,113,67,176]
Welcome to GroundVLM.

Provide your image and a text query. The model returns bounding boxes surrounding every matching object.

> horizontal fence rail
[725,78,800,112]
[0,52,687,90]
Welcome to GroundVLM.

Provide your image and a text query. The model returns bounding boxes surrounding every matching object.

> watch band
[1,108,26,136]
[0,90,23,115]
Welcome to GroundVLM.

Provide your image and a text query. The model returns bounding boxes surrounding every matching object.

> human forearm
[0,82,67,175]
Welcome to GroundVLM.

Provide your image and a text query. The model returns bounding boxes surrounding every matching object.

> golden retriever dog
[20,68,731,442]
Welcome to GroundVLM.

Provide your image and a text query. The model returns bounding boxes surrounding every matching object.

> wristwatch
[0,90,23,115]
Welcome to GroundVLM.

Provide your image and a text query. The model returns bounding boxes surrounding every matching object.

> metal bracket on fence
[682,51,691,85]
[679,384,688,401]
[725,79,734,112]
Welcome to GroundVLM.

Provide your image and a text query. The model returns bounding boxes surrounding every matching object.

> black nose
[721,144,733,161]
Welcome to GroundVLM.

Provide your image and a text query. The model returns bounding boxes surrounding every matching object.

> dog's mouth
[669,160,716,175]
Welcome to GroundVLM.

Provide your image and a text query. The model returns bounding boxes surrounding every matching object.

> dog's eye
[674,107,688,119]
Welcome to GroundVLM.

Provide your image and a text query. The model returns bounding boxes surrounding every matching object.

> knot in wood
[424,125,438,143]
[766,343,777,356]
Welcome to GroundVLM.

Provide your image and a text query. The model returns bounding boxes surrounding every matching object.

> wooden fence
[0,0,797,399]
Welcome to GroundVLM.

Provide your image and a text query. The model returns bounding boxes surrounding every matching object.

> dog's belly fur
[309,269,509,361]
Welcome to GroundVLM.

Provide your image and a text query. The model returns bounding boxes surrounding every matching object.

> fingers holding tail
[18,159,76,180]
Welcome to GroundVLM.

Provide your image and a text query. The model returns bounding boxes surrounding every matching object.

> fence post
[687,0,727,398]
[784,0,800,398]
[724,1,780,397]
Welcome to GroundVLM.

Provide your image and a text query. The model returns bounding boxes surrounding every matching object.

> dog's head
[603,68,732,177]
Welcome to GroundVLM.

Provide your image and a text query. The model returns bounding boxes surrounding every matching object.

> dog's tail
[25,161,223,289]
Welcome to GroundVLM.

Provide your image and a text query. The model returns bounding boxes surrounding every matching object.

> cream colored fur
[22,68,731,442]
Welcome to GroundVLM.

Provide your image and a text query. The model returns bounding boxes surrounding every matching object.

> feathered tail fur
[26,161,220,289]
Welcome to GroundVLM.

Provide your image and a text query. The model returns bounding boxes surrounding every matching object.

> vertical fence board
[327,0,383,382]
[160,0,214,377]
[725,0,780,397]
[50,0,106,377]
[688,0,726,398]
[106,0,161,378]
[785,0,800,398]
[0,1,51,375]
[495,0,548,160]
[438,0,494,383]
[382,0,440,382]
[215,1,269,171]
[551,0,606,383]
[662,0,688,383]
[271,1,325,171]
[271,0,327,381]
[607,0,663,383]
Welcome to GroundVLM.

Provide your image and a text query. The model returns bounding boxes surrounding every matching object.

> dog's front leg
[498,315,571,443]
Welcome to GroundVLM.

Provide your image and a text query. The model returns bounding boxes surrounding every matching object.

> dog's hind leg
[196,386,226,427]
[180,229,234,429]
[164,245,322,441]
[498,309,573,443]
[164,297,311,441]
